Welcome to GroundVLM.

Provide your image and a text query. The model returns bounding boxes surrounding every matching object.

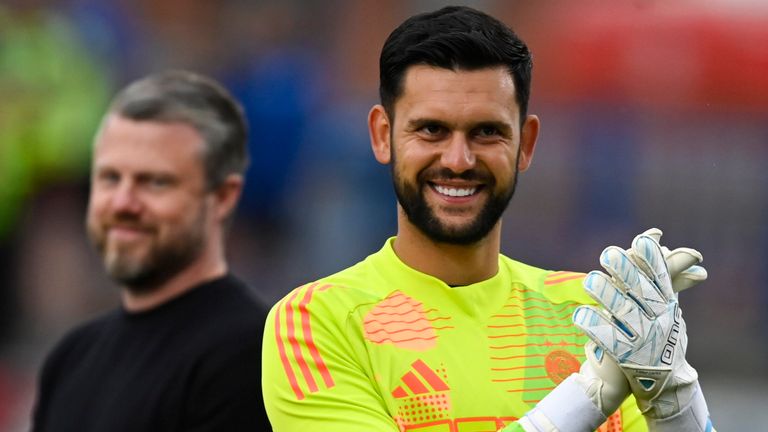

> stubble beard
[87,206,208,294]
[390,148,520,246]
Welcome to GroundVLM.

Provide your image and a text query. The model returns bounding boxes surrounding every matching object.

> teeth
[434,185,476,197]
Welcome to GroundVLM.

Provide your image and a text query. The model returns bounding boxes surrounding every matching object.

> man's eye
[420,124,444,135]
[96,171,119,184]
[149,177,172,188]
[477,126,500,137]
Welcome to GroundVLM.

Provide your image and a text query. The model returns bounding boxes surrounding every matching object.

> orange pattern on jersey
[392,359,450,399]
[488,286,587,405]
[274,283,335,400]
[544,271,586,285]
[392,359,453,429]
[598,411,623,432]
[394,416,518,432]
[364,291,453,351]
[543,350,581,384]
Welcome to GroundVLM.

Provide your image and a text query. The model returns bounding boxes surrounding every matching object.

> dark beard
[391,150,519,245]
[88,209,207,294]
[111,231,205,293]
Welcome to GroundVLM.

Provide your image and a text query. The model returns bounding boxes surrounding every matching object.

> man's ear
[517,114,540,173]
[369,104,392,164]
[213,174,244,221]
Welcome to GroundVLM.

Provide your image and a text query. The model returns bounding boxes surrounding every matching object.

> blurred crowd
[1,0,766,429]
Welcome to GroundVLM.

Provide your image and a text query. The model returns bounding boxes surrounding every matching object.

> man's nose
[440,134,475,173]
[110,182,143,214]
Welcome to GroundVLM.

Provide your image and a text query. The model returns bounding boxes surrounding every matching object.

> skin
[86,115,243,311]
[368,65,540,286]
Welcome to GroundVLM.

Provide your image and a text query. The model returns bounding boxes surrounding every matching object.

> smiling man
[262,6,713,432]
[370,64,536,284]
[32,71,271,431]
[384,65,529,245]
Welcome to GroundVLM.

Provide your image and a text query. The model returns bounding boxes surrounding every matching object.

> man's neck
[393,220,502,286]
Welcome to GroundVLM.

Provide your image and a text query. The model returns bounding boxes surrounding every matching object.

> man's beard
[87,207,208,293]
[391,150,519,246]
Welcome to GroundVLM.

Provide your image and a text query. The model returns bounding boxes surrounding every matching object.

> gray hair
[108,70,248,189]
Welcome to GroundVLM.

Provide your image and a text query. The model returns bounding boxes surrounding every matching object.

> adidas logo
[391,360,452,427]
[391,359,449,398]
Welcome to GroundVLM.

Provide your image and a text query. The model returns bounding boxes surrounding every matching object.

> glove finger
[643,234,706,293]
[573,305,637,360]
[671,265,708,293]
[639,227,663,244]
[600,246,664,318]
[599,246,639,292]
[584,340,607,364]
[583,271,634,316]
[665,247,703,278]
[630,234,675,302]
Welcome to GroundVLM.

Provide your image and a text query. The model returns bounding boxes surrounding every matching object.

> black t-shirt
[32,274,271,431]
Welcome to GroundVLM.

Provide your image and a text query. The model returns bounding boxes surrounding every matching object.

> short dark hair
[108,70,249,189]
[379,6,532,122]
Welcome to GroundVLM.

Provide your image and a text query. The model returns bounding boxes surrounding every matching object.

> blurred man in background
[31,70,270,431]
[263,6,713,432]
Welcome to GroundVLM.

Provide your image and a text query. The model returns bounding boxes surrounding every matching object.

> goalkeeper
[262,6,714,431]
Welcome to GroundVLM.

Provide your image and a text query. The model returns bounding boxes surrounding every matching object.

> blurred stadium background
[1,0,766,429]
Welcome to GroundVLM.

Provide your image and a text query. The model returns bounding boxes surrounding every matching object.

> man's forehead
[97,115,203,143]
[395,65,520,122]
[93,116,205,171]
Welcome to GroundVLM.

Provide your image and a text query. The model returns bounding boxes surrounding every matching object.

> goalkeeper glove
[573,230,713,431]
[574,228,708,417]
[515,229,708,432]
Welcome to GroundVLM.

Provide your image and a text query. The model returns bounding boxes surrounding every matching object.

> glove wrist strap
[520,374,606,432]
[644,380,713,432]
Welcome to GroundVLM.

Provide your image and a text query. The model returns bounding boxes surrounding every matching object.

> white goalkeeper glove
[573,229,713,431]
[515,229,709,432]
[573,228,708,417]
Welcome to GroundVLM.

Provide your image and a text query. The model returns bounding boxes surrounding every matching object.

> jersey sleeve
[262,283,399,431]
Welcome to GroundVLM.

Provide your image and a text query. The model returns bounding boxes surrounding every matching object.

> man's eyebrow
[405,117,450,130]
[135,170,179,180]
[406,118,514,134]
[92,164,178,179]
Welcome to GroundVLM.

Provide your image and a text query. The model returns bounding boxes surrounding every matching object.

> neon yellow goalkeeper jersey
[263,238,647,431]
